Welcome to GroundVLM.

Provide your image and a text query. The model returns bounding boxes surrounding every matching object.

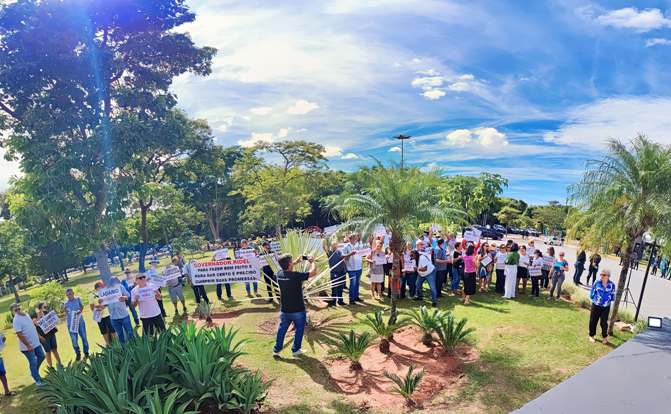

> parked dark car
[470,225,504,240]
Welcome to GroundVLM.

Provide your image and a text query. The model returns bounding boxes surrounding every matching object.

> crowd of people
[0,231,620,391]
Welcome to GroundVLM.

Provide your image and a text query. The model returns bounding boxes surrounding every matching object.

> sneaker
[75,353,81,362]
[292,349,305,357]
[272,350,281,357]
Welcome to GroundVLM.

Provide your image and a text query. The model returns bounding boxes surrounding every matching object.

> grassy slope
[0,256,630,414]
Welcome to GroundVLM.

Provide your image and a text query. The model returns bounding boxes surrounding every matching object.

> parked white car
[544,236,563,246]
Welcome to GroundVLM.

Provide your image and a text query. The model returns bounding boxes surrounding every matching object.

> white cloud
[249,106,273,116]
[445,127,508,147]
[286,99,319,115]
[341,152,360,160]
[411,76,444,90]
[645,38,671,47]
[597,8,671,32]
[278,128,289,138]
[543,132,556,142]
[552,97,671,147]
[237,132,273,148]
[323,145,343,158]
[388,146,402,153]
[422,89,446,100]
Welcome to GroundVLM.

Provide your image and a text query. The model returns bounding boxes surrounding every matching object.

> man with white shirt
[340,234,363,304]
[10,303,45,385]
[414,240,438,307]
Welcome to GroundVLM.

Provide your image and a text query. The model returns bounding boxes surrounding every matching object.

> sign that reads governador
[191,259,261,285]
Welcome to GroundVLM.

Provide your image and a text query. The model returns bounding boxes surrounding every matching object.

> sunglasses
[137,276,146,280]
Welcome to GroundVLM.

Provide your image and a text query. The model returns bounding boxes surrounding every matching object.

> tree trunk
[94,247,112,284]
[139,203,150,273]
[609,242,633,335]
[388,232,404,325]
[207,213,220,242]
[62,268,69,282]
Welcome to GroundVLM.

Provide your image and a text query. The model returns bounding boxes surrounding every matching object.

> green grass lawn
[0,258,631,413]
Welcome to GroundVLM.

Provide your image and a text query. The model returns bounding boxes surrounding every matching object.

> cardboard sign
[162,265,182,281]
[68,312,82,334]
[356,247,371,256]
[270,241,281,253]
[480,255,493,267]
[97,286,122,305]
[148,274,167,288]
[372,254,387,265]
[463,229,482,242]
[37,311,59,334]
[191,259,261,285]
[213,249,229,261]
[135,286,157,301]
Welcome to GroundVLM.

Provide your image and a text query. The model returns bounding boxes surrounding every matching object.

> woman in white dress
[503,243,520,299]
[366,239,386,300]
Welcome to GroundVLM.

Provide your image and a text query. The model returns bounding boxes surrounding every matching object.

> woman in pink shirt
[462,244,479,305]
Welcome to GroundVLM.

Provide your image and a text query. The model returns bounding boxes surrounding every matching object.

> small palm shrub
[404,306,448,346]
[330,329,373,371]
[360,309,408,353]
[196,301,214,326]
[39,322,268,414]
[435,313,475,352]
[384,365,425,407]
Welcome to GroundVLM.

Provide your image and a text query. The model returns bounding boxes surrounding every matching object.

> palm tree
[330,164,465,323]
[569,135,671,334]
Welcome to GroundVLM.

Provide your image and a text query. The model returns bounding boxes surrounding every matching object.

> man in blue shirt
[588,269,616,344]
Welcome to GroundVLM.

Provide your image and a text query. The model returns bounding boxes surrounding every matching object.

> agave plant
[435,313,475,351]
[360,309,408,353]
[404,306,448,347]
[230,370,272,414]
[384,365,425,407]
[329,329,373,371]
[196,301,214,326]
[129,387,197,414]
[206,325,247,365]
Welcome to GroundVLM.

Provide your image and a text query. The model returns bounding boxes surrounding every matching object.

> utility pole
[635,239,657,321]
[394,134,411,169]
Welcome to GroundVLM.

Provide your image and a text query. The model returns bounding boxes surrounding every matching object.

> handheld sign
[403,262,415,272]
[373,254,387,265]
[213,249,229,261]
[37,311,59,334]
[270,241,281,253]
[162,265,182,282]
[135,286,157,301]
[97,286,122,305]
[191,259,261,286]
[480,255,493,267]
[463,229,482,243]
[68,312,82,334]
[356,247,372,256]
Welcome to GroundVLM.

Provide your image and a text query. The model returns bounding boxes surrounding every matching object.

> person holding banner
[211,251,233,301]
[62,289,89,361]
[529,250,544,297]
[494,244,507,294]
[131,274,166,335]
[402,247,419,299]
[121,269,141,328]
[147,259,168,317]
[272,254,317,357]
[414,240,438,307]
[366,240,386,300]
[34,303,62,368]
[167,258,188,315]
[185,260,211,304]
[104,278,134,344]
[261,241,277,303]
[0,332,16,397]
[341,234,363,304]
[238,239,259,297]
[90,281,115,345]
[518,245,530,294]
[10,303,45,385]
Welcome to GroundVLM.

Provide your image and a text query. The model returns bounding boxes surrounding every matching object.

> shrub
[360,309,408,353]
[633,319,647,334]
[196,301,213,326]
[384,365,425,406]
[561,284,577,297]
[29,281,65,315]
[435,313,475,351]
[330,329,373,371]
[617,308,635,324]
[404,306,447,347]
[39,322,267,414]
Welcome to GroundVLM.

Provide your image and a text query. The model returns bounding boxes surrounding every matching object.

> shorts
[479,267,488,278]
[0,357,5,375]
[168,284,185,302]
[518,267,529,279]
[42,334,58,352]
[98,315,113,335]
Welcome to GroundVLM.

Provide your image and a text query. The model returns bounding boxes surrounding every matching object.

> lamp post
[635,235,657,321]
[394,134,411,169]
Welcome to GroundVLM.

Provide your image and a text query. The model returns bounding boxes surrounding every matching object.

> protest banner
[191,259,261,285]
[37,311,59,334]
[356,247,371,256]
[162,265,182,282]
[463,229,482,243]
[69,312,82,333]
[235,248,256,259]
[480,255,493,267]
[213,249,229,261]
[97,286,122,305]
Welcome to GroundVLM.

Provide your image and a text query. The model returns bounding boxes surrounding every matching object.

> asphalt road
[503,235,671,319]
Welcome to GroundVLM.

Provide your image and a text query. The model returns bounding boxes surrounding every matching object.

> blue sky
[4,0,671,204]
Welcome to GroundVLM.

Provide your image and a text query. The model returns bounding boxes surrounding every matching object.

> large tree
[0,0,214,282]
[569,136,671,334]
[331,165,465,323]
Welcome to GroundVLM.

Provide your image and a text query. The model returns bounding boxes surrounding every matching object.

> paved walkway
[514,318,671,414]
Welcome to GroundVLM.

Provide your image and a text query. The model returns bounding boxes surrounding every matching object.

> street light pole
[394,134,411,169]
[635,239,657,321]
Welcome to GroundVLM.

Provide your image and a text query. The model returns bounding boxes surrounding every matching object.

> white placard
[97,286,122,305]
[323,225,339,235]
[69,312,82,333]
[543,256,554,268]
[92,309,103,323]
[270,241,281,253]
[213,249,229,261]
[403,262,415,272]
[37,311,59,334]
[162,265,182,281]
[148,274,166,288]
[191,259,261,285]
[235,248,256,259]
[356,247,371,256]
[480,255,493,267]
[373,254,387,265]
[463,229,482,242]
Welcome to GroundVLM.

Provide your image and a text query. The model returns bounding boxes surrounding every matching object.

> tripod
[621,264,637,308]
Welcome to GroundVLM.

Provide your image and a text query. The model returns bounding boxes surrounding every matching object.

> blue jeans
[111,316,135,344]
[402,272,417,298]
[347,269,362,301]
[21,345,45,384]
[415,269,438,303]
[69,319,89,355]
[451,266,461,291]
[245,282,258,294]
[273,311,307,353]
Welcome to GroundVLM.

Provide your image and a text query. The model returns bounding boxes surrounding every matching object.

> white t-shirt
[13,313,41,352]
[495,251,507,270]
[519,254,530,268]
[343,242,363,271]
[131,286,162,319]
[417,253,435,277]
[529,257,544,277]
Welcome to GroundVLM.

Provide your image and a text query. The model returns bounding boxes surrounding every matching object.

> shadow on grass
[273,355,342,394]
[275,400,367,414]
